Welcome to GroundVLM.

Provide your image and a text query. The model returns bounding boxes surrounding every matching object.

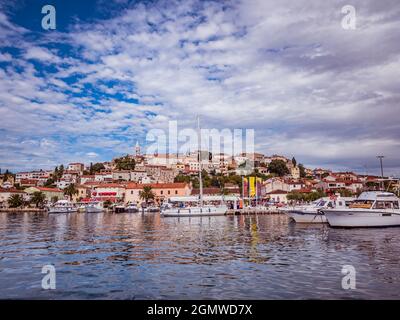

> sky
[0,0,399,176]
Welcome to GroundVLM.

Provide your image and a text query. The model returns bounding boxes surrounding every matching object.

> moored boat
[323,191,400,228]
[283,196,354,223]
[48,200,77,214]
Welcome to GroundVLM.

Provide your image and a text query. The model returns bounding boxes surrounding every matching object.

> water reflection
[1,212,400,299]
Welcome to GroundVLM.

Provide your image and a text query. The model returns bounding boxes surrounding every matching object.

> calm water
[1,212,400,299]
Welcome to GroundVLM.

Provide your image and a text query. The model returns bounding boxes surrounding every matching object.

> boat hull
[162,206,228,217]
[324,209,400,228]
[285,210,327,223]
[48,207,77,214]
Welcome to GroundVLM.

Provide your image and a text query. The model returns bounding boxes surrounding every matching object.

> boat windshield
[316,200,327,207]
[373,201,399,209]
[350,200,374,209]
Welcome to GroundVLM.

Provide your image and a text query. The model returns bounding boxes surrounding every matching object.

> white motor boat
[126,203,139,213]
[145,205,160,213]
[323,191,400,228]
[48,200,77,214]
[283,197,354,223]
[85,201,104,213]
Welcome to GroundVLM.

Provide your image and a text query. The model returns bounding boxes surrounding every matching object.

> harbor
[1,210,400,299]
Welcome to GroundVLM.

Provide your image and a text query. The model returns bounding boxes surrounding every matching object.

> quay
[226,208,282,215]
[0,208,47,213]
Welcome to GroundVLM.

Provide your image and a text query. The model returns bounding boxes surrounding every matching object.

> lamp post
[377,156,384,190]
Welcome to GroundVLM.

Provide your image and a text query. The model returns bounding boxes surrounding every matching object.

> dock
[226,208,282,215]
[0,208,47,213]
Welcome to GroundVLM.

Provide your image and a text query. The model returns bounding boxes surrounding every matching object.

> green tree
[30,191,46,208]
[91,162,105,173]
[63,183,78,201]
[298,163,306,178]
[51,196,59,204]
[8,194,24,208]
[114,155,135,171]
[44,178,56,187]
[268,160,289,177]
[139,186,155,204]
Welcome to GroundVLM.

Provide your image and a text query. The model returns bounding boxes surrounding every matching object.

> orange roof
[35,187,63,192]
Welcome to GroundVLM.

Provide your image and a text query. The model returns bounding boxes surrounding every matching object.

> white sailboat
[161,116,228,217]
[323,191,400,228]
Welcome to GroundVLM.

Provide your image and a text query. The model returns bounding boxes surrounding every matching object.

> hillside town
[0,142,399,209]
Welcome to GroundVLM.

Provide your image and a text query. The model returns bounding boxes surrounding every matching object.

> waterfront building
[24,186,64,202]
[91,183,127,203]
[266,190,288,203]
[0,188,27,208]
[124,182,191,205]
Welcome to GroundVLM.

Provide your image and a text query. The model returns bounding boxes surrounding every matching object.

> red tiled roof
[267,190,288,194]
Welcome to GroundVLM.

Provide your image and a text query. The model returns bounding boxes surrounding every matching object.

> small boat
[145,205,160,213]
[48,200,77,214]
[126,203,139,213]
[85,201,104,213]
[282,196,354,223]
[114,204,126,213]
[323,191,400,228]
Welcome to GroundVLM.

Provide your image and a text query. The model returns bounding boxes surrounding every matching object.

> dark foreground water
[1,212,400,299]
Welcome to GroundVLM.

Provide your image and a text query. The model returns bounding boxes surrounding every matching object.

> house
[112,170,131,181]
[80,175,95,184]
[73,185,92,202]
[24,186,64,202]
[266,190,288,203]
[0,188,27,208]
[19,179,39,187]
[124,182,191,205]
[91,183,127,203]
[263,178,289,193]
[94,172,113,182]
[67,163,85,172]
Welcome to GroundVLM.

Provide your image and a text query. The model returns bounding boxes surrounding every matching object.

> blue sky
[1,0,400,176]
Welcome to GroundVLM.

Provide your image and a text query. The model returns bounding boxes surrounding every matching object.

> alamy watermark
[41,5,56,30]
[41,264,56,290]
[144,120,255,168]
[341,265,356,290]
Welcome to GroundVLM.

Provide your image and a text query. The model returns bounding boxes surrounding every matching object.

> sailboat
[161,116,228,217]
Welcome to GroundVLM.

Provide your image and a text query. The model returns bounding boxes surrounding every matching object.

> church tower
[135,141,141,156]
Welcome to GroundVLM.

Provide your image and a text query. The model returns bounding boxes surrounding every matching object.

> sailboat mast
[197,116,203,207]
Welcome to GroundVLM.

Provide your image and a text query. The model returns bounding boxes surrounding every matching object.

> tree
[268,160,289,177]
[91,162,105,173]
[139,186,155,204]
[8,194,24,208]
[114,155,135,171]
[51,196,59,204]
[64,183,78,201]
[292,157,297,167]
[44,178,56,187]
[298,164,306,178]
[30,191,46,208]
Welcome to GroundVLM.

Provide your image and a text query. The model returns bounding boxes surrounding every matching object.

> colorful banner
[249,177,256,197]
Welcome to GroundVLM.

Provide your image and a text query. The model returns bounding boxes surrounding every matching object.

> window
[168,190,170,195]
[394,202,399,209]
[374,201,393,209]
[160,190,163,195]
[175,190,178,194]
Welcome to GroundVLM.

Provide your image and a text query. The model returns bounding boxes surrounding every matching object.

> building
[24,187,64,202]
[124,182,191,205]
[15,170,51,184]
[112,170,131,181]
[266,190,288,203]
[67,163,85,172]
[0,188,27,208]
[91,183,127,203]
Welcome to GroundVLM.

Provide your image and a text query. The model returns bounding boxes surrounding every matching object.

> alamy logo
[41,265,56,290]
[341,265,356,290]
[41,5,56,30]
